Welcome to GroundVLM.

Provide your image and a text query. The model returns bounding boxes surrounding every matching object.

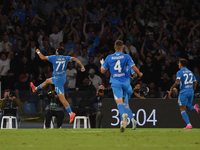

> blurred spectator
[0,46,12,90]
[140,56,158,85]
[123,39,137,58]
[66,62,77,91]
[158,73,173,92]
[164,88,178,99]
[34,66,45,85]
[0,34,12,53]
[102,70,111,88]
[78,76,96,92]
[85,56,99,76]
[64,36,75,55]
[68,43,81,57]
[14,74,29,102]
[88,68,102,89]
[11,1,27,24]
[18,55,32,77]
[50,23,68,49]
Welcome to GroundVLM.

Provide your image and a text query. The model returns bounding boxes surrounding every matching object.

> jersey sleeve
[65,56,72,62]
[47,55,56,63]
[102,56,109,70]
[130,68,135,74]
[126,55,135,67]
[176,71,182,80]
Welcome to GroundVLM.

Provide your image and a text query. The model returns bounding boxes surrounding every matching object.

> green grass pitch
[0,128,200,150]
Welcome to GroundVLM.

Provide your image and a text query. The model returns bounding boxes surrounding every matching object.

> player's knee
[179,106,186,111]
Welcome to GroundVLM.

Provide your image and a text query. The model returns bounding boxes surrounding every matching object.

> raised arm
[36,49,48,60]
[7,44,12,60]
[62,20,69,33]
[73,29,80,43]
[83,22,89,40]
[98,23,104,39]
[71,57,85,72]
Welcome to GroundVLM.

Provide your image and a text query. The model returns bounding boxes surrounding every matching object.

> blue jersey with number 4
[176,67,196,93]
[48,55,71,78]
[102,52,135,83]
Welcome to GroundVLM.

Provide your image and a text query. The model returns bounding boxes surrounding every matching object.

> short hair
[115,40,123,46]
[57,46,65,55]
[179,58,188,67]
[114,40,123,50]
[4,89,11,93]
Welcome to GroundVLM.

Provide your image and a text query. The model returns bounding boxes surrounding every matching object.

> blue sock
[181,110,190,125]
[65,106,72,115]
[35,84,42,91]
[117,103,125,121]
[125,106,133,120]
[187,106,195,112]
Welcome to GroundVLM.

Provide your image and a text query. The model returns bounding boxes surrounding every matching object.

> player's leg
[55,78,76,123]
[57,93,76,123]
[186,93,200,114]
[30,78,53,92]
[178,92,192,129]
[112,84,128,132]
[112,84,126,120]
[124,86,137,129]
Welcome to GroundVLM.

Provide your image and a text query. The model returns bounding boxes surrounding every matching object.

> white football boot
[131,118,137,130]
[120,113,128,132]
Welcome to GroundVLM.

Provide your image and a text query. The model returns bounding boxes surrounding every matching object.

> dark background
[102,98,200,128]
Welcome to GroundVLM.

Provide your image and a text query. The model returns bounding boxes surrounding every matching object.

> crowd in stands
[0,0,200,102]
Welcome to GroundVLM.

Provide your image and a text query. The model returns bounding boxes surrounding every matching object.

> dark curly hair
[57,46,65,55]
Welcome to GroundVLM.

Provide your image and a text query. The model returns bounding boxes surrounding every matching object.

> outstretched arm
[71,57,85,72]
[36,49,48,60]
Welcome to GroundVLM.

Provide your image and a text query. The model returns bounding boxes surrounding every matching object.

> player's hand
[138,72,143,78]
[100,58,104,65]
[81,66,85,72]
[36,49,40,53]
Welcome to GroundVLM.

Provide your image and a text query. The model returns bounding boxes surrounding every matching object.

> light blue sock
[35,84,42,91]
[187,106,195,112]
[125,106,133,120]
[117,103,125,121]
[65,106,72,115]
[181,110,190,125]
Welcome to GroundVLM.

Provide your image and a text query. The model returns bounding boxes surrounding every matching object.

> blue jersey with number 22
[176,67,196,93]
[48,55,71,78]
[102,52,135,84]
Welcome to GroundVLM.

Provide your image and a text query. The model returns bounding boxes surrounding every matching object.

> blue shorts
[51,76,66,94]
[111,81,130,101]
[124,85,132,105]
[178,90,194,107]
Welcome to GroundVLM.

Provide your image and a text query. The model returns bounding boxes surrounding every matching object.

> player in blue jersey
[124,67,138,130]
[100,40,143,132]
[30,47,85,123]
[169,58,200,129]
